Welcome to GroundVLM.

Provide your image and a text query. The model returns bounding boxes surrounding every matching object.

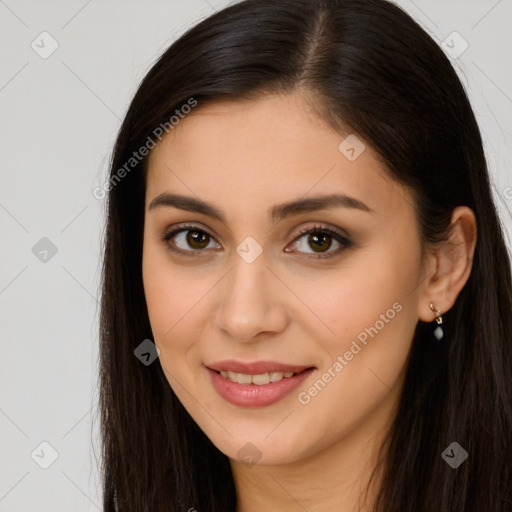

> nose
[214,251,289,343]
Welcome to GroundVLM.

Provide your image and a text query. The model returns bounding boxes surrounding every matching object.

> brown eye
[286,225,353,259]
[185,230,210,250]
[305,232,333,253]
[163,226,220,255]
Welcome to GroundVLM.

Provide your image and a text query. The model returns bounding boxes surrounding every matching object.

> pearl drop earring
[429,303,444,340]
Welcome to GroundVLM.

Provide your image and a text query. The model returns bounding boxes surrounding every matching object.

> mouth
[205,361,317,407]
[206,359,314,375]
[211,367,312,386]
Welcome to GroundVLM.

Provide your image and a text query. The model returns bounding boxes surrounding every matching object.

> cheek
[295,239,420,350]
[142,242,219,375]
[143,242,193,346]
[288,239,420,409]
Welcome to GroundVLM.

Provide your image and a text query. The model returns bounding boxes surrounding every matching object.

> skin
[142,92,477,512]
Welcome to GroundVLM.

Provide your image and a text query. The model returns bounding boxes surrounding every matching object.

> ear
[417,206,477,322]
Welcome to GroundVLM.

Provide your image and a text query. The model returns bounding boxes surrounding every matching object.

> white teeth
[219,370,297,385]
[236,373,252,384]
[252,373,271,385]
[270,371,284,382]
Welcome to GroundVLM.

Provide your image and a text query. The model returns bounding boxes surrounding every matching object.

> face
[142,92,427,466]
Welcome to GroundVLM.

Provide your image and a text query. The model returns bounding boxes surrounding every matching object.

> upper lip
[206,360,314,375]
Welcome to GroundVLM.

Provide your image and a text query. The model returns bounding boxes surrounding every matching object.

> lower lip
[206,367,316,408]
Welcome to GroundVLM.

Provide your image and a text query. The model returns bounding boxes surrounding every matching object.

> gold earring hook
[429,303,443,325]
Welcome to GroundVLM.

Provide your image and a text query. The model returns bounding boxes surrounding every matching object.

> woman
[98,0,512,510]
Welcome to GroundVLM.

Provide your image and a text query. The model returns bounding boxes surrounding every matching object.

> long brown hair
[98,0,512,510]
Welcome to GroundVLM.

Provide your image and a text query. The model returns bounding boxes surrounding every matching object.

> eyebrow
[148,192,375,223]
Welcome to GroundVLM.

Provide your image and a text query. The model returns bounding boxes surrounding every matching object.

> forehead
[144,93,412,222]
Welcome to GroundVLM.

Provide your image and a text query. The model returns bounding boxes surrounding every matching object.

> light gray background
[0,1,511,510]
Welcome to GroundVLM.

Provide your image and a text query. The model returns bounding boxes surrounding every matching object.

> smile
[206,365,316,407]
[218,370,298,385]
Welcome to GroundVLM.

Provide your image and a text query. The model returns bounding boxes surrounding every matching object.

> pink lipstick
[205,360,316,407]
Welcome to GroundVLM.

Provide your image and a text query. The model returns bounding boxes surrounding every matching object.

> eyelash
[162,223,352,259]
